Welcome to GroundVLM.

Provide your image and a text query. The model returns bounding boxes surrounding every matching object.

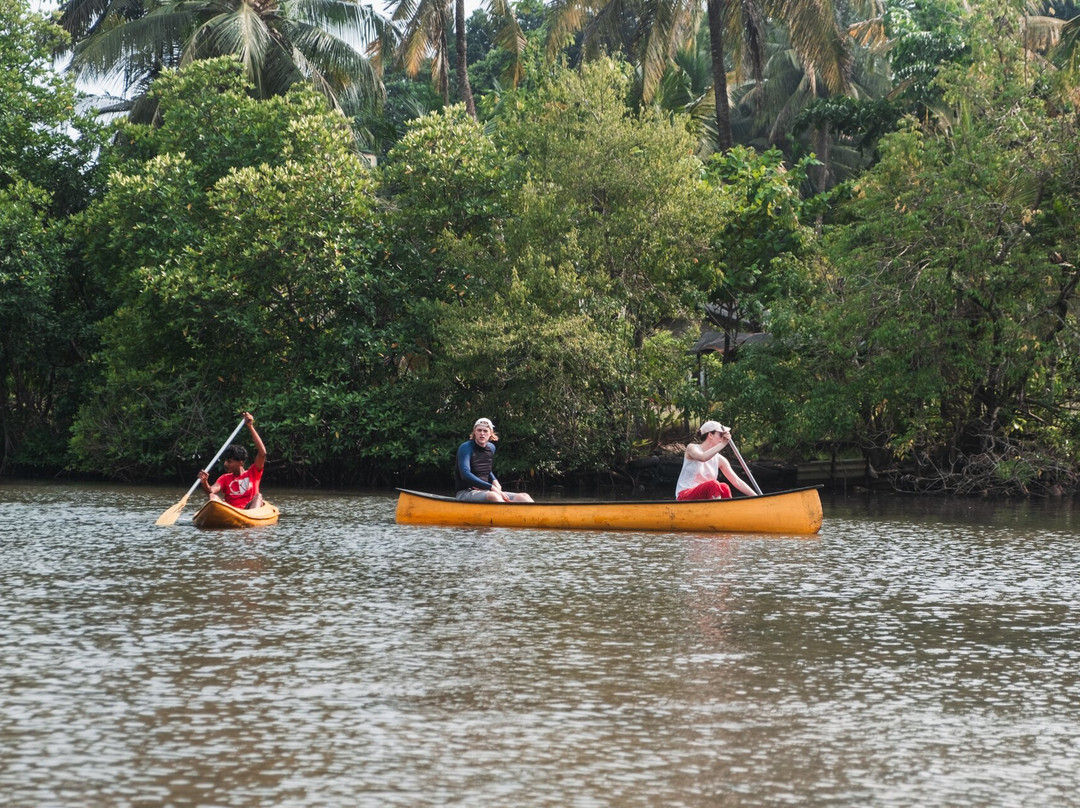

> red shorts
[677,481,731,501]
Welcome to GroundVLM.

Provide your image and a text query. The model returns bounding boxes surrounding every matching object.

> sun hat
[474,417,495,429]
[699,420,729,435]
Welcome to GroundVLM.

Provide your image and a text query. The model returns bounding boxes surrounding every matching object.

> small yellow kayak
[192,499,280,529]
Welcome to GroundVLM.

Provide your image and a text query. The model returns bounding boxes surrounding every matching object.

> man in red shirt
[198,411,267,509]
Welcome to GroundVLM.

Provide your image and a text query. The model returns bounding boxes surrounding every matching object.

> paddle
[728,436,763,496]
[154,418,247,526]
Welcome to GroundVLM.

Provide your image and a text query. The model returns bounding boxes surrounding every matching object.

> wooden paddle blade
[155,493,190,526]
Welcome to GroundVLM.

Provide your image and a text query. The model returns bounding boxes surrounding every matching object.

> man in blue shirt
[455,417,535,502]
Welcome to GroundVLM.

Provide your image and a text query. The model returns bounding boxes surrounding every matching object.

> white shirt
[676,454,719,497]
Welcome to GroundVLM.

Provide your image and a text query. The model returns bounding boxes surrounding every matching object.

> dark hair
[222,444,248,463]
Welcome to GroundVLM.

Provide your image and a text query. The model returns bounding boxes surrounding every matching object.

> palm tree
[730,10,891,190]
[643,22,718,155]
[547,0,875,152]
[59,0,149,43]
[381,0,525,120]
[59,0,387,119]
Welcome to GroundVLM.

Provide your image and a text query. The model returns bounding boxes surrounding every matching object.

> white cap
[474,417,495,429]
[699,420,729,435]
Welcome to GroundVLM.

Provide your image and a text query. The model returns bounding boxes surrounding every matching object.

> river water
[2,482,1080,807]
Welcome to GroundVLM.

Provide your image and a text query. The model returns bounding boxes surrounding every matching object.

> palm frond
[288,41,337,100]
[69,5,192,86]
[579,0,630,61]
[183,6,275,92]
[847,14,889,54]
[366,17,400,74]
[770,0,849,94]
[734,0,767,84]
[545,0,592,61]
[766,70,813,143]
[287,0,386,50]
[395,0,446,78]
[488,2,527,89]
[288,21,383,101]
[59,0,149,44]
[386,0,422,24]
[635,0,693,102]
[1023,15,1067,54]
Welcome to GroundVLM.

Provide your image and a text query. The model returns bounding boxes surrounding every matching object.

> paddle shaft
[728,437,763,496]
[155,418,249,525]
[185,418,248,497]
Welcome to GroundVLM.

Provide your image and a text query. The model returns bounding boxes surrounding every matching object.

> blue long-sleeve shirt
[456,440,497,491]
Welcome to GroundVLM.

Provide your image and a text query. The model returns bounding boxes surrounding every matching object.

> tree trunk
[456,0,476,119]
[707,0,732,151]
[437,23,450,104]
[815,123,831,193]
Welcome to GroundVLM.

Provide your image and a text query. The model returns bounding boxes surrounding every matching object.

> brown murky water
[2,482,1079,807]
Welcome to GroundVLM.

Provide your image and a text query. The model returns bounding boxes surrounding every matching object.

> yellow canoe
[395,487,823,535]
[192,500,280,529]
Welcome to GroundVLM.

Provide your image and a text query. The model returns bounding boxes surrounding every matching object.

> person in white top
[675,421,759,501]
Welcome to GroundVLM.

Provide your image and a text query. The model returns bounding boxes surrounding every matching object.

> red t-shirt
[213,465,263,508]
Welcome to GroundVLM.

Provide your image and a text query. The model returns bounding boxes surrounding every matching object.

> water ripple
[2,484,1080,806]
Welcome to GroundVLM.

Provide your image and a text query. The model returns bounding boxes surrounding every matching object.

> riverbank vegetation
[4,0,1080,496]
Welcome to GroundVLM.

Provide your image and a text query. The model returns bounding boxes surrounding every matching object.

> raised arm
[685,432,729,462]
[244,412,267,470]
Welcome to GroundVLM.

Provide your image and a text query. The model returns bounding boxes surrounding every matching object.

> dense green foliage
[820,11,1080,493]
[7,0,1080,496]
[704,146,819,339]
[712,2,1080,494]
[70,59,400,482]
[373,60,735,482]
[407,61,730,478]
[0,0,105,475]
